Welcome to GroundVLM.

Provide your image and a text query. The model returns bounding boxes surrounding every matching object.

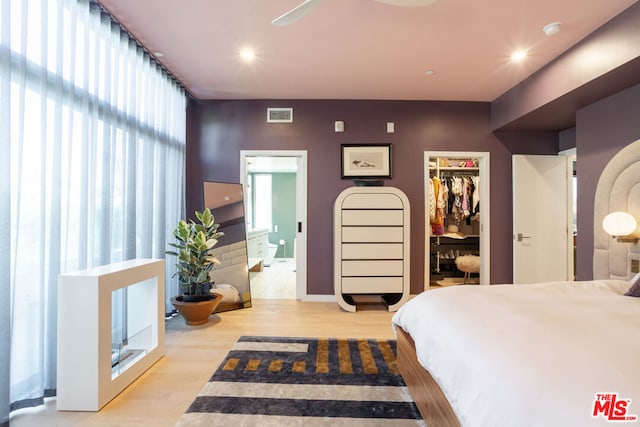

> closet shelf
[430,233,480,240]
[431,166,479,171]
[431,233,479,239]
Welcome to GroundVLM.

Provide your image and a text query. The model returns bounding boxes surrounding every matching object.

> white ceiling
[98,0,638,101]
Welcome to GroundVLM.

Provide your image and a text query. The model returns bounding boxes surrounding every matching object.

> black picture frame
[341,143,392,179]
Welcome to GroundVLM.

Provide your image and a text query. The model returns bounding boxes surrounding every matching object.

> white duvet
[392,280,640,427]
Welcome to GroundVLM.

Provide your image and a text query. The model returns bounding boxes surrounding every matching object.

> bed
[392,280,640,427]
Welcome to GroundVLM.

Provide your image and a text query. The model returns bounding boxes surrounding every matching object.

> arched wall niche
[593,138,640,279]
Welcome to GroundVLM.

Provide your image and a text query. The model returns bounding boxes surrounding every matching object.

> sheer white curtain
[0,0,186,422]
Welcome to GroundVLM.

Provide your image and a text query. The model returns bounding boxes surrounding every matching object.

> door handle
[516,233,531,242]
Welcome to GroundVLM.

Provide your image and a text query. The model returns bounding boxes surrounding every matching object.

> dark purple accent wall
[186,99,558,294]
[575,83,640,280]
[559,128,577,152]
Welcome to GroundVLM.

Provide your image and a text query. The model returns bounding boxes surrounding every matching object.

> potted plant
[166,208,224,325]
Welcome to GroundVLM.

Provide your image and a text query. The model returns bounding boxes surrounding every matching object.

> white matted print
[341,144,392,179]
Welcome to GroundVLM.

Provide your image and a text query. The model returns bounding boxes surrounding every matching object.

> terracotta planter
[170,293,223,326]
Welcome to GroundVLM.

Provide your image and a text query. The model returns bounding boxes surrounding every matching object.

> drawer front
[342,226,403,242]
[342,277,403,294]
[246,237,257,257]
[341,243,403,259]
[341,260,403,276]
[342,193,404,209]
[342,210,403,226]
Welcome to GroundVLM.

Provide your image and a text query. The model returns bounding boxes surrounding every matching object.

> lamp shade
[602,212,637,237]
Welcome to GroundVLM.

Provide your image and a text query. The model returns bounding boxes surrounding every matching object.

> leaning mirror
[203,181,252,312]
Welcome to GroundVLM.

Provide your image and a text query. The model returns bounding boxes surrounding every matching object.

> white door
[512,155,570,284]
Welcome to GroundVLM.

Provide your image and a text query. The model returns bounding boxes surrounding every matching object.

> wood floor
[10,298,397,427]
[249,258,297,299]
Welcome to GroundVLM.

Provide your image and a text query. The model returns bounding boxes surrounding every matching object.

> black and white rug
[176,336,425,426]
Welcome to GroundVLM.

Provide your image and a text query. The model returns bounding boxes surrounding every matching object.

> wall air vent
[267,108,293,123]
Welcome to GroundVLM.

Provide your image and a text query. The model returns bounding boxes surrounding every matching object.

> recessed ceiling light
[425,69,435,76]
[240,48,255,62]
[510,49,528,62]
[543,22,562,36]
[153,51,164,58]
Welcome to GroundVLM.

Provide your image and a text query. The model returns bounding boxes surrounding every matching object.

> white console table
[57,259,166,411]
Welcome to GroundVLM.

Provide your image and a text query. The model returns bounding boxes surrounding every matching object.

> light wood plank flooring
[10,298,396,427]
[249,258,297,299]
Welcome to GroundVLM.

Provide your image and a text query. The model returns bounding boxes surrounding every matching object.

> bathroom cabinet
[247,228,269,269]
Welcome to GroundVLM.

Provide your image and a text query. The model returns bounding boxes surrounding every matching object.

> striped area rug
[176,336,425,426]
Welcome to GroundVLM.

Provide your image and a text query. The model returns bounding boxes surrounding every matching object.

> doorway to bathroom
[240,150,307,300]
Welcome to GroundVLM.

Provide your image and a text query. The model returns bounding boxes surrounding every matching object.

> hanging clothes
[428,178,436,222]
[438,173,481,225]
[446,177,455,214]
[461,177,470,217]
[440,178,450,220]
[430,177,444,235]
[472,175,480,215]
[451,176,463,223]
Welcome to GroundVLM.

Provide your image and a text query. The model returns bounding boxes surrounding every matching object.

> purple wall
[186,99,558,294]
[559,128,577,152]
[575,83,640,280]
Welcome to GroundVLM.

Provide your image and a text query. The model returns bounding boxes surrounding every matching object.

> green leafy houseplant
[166,208,224,302]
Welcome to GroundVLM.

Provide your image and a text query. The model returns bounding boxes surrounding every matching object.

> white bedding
[392,280,640,427]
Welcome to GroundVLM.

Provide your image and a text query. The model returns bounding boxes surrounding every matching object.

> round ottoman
[455,255,480,284]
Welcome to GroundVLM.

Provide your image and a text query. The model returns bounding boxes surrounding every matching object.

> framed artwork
[341,143,392,179]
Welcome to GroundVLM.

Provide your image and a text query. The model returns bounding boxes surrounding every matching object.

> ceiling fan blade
[373,0,437,6]
[272,0,324,26]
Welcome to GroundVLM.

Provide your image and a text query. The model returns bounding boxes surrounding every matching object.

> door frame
[559,148,576,280]
[424,151,491,291]
[240,150,308,300]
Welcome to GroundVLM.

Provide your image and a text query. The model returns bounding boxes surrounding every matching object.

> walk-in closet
[424,152,490,289]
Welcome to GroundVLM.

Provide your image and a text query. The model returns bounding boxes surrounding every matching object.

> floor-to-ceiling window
[0,0,187,422]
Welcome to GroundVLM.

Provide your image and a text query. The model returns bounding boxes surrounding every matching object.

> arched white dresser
[334,186,410,312]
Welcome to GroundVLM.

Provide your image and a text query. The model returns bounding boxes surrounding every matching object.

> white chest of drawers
[334,186,410,312]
